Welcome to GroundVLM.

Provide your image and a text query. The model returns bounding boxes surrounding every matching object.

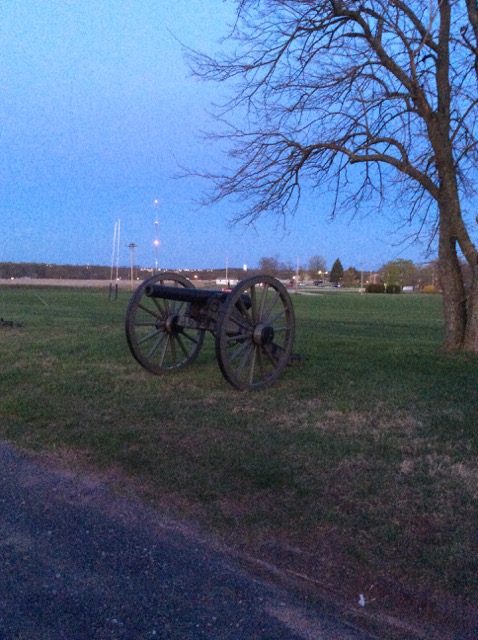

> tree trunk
[438,214,467,351]
[464,265,478,353]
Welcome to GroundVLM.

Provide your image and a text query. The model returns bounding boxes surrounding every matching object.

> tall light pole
[115,219,121,281]
[110,220,118,282]
[153,199,159,272]
[128,243,138,291]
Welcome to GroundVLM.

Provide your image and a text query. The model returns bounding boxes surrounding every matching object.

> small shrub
[366,283,385,294]
[422,285,437,294]
[386,283,402,294]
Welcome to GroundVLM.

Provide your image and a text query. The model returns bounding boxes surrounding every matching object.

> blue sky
[0,0,436,272]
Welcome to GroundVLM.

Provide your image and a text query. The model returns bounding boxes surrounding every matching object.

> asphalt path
[0,442,377,640]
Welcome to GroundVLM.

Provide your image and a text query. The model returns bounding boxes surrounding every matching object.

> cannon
[125,272,296,390]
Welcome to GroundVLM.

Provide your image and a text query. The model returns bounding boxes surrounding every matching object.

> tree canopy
[381,258,418,287]
[191,0,478,352]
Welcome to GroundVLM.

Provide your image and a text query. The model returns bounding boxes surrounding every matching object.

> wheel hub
[253,323,274,345]
[163,314,181,334]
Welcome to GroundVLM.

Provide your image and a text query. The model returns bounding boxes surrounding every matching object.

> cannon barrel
[144,284,252,309]
[144,284,227,304]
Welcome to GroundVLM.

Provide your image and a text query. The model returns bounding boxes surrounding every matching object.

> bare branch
[185,0,478,265]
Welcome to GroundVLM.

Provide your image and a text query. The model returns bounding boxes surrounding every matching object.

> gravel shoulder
[0,441,376,640]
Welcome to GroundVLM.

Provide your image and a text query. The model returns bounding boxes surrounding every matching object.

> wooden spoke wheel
[125,272,205,375]
[215,275,295,390]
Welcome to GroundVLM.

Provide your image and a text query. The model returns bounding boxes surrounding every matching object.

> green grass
[1,285,477,632]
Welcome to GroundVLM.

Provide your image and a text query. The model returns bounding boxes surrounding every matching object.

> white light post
[128,243,138,291]
[153,199,160,272]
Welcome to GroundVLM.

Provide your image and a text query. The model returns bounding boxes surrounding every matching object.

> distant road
[0,278,223,290]
[0,278,133,288]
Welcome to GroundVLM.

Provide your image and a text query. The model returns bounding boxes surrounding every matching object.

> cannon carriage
[125,272,295,390]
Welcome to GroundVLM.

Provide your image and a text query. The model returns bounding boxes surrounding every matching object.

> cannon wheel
[215,275,295,390]
[125,272,205,375]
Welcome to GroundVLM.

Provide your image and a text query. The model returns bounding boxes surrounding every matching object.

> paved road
[0,442,376,640]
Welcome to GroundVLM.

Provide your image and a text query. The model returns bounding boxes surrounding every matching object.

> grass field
[1,285,477,637]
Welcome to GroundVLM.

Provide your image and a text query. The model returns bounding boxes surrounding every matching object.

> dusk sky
[0,0,437,272]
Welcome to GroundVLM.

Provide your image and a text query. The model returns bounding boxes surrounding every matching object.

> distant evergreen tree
[330,259,344,284]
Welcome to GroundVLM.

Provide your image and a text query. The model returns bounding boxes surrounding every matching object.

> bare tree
[258,255,281,275]
[190,0,478,353]
[307,254,327,280]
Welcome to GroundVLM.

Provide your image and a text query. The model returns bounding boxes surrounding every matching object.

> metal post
[128,243,138,291]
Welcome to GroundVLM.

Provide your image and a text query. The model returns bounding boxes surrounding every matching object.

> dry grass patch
[451,462,478,500]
